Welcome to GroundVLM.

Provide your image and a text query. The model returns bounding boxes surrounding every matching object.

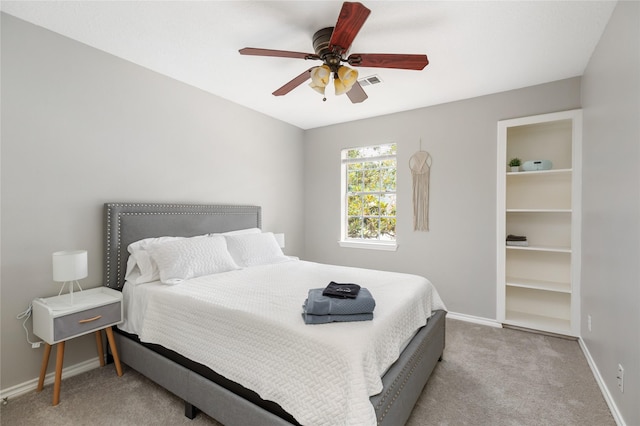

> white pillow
[124,231,259,284]
[221,227,262,236]
[124,254,142,283]
[146,235,239,284]
[225,232,289,268]
[126,236,187,284]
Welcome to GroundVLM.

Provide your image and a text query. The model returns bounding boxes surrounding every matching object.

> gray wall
[1,14,305,389]
[304,78,581,319]
[581,2,640,425]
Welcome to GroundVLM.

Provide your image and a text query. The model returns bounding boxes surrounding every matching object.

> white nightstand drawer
[53,301,121,342]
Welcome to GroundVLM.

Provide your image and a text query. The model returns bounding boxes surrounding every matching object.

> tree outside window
[342,143,397,242]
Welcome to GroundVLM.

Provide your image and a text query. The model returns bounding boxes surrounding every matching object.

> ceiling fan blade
[239,48,319,60]
[348,53,429,70]
[346,81,368,104]
[272,68,315,96]
[329,2,371,55]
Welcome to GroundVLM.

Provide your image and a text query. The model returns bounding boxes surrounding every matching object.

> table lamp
[52,250,87,304]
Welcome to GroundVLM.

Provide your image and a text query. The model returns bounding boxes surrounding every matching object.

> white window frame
[339,143,398,251]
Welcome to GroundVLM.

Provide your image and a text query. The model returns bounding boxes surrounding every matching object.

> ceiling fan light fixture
[309,65,331,95]
[334,65,358,96]
[309,84,326,95]
[334,77,348,96]
[337,65,358,87]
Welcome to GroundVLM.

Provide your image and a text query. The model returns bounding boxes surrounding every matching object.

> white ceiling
[1,1,616,130]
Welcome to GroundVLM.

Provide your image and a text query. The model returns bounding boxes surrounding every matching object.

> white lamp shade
[52,250,88,282]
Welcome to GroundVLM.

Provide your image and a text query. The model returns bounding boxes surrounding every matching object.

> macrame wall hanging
[409,141,432,232]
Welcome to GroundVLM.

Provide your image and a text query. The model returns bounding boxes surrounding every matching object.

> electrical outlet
[617,364,624,392]
[588,315,592,332]
[31,342,40,349]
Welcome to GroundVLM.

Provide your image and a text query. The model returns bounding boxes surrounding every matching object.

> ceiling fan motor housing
[313,27,342,70]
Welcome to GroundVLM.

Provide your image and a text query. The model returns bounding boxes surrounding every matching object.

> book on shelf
[506,234,528,246]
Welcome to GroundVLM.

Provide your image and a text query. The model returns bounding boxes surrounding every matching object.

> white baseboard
[0,356,101,402]
[578,338,626,426]
[446,311,503,328]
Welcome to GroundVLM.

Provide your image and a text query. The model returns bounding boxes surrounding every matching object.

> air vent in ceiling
[358,75,383,87]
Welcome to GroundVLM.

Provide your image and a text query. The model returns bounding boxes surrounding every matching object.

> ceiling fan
[239,1,429,103]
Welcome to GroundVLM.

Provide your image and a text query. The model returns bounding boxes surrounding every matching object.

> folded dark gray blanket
[303,288,376,316]
[302,312,374,325]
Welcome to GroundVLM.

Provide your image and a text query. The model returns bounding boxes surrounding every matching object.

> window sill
[338,240,398,251]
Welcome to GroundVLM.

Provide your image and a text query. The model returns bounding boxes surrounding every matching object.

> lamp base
[58,280,84,304]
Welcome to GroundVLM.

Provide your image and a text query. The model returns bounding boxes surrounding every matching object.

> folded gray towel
[302,312,374,325]
[303,288,376,316]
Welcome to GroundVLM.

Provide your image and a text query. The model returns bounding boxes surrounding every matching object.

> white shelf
[506,245,571,253]
[504,310,572,335]
[497,109,581,338]
[505,277,571,293]
[507,209,571,213]
[507,168,572,176]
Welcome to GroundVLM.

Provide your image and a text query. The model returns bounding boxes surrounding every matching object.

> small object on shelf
[522,159,553,171]
[506,234,528,246]
[508,157,521,172]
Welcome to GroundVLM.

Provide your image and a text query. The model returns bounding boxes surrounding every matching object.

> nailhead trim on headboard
[104,203,262,290]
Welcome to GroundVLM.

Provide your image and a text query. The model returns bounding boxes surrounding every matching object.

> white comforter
[121,260,446,426]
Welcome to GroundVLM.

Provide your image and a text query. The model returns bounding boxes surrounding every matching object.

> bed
[103,202,446,426]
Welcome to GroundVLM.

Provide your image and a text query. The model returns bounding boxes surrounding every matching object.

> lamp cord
[16,304,43,346]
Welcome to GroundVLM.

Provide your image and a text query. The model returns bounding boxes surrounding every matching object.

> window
[340,143,397,250]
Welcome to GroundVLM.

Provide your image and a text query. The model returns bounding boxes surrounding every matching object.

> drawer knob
[78,315,102,324]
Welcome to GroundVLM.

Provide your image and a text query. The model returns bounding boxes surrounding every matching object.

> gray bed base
[104,203,446,426]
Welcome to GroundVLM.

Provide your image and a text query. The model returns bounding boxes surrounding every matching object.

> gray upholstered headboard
[103,203,262,290]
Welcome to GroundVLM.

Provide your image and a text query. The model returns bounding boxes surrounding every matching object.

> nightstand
[32,287,124,405]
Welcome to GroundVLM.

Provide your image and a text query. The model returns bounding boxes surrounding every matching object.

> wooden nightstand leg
[53,341,65,406]
[37,343,52,392]
[95,331,105,367]
[105,327,123,377]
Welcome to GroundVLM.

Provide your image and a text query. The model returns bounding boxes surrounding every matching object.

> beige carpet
[1,319,614,426]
